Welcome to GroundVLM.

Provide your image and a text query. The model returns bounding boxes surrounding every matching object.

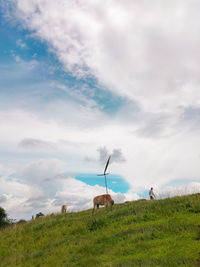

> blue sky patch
[0,12,128,115]
[75,173,130,193]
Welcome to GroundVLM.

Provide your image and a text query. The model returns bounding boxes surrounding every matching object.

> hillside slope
[0,194,200,267]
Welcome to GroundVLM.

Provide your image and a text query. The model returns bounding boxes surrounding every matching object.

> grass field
[0,194,200,266]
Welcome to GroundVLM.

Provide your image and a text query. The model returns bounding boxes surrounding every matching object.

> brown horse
[93,194,114,213]
[61,205,67,213]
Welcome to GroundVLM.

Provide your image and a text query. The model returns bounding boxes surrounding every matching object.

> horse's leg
[92,203,96,215]
[105,201,108,211]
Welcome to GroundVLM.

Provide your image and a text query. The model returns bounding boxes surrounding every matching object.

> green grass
[0,194,200,266]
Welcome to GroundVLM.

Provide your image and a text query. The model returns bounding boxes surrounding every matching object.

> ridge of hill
[0,194,200,266]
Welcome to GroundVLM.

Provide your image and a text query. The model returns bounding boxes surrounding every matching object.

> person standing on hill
[149,187,156,200]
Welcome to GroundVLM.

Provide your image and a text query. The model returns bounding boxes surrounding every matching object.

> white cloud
[0,106,200,191]
[19,138,56,150]
[16,39,27,49]
[5,0,200,113]
[0,170,46,220]
[96,146,126,165]
[17,158,66,184]
[157,182,200,199]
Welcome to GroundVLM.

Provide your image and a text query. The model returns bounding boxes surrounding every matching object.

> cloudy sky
[1,0,200,220]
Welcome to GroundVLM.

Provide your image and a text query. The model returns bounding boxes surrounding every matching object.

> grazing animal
[35,212,44,219]
[17,219,26,225]
[61,205,67,214]
[93,194,114,213]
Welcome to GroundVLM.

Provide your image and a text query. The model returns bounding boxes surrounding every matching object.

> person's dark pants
[150,196,154,200]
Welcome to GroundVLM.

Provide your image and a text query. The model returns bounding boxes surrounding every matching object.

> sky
[0,0,200,220]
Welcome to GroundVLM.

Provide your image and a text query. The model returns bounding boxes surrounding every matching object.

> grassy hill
[0,194,200,267]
